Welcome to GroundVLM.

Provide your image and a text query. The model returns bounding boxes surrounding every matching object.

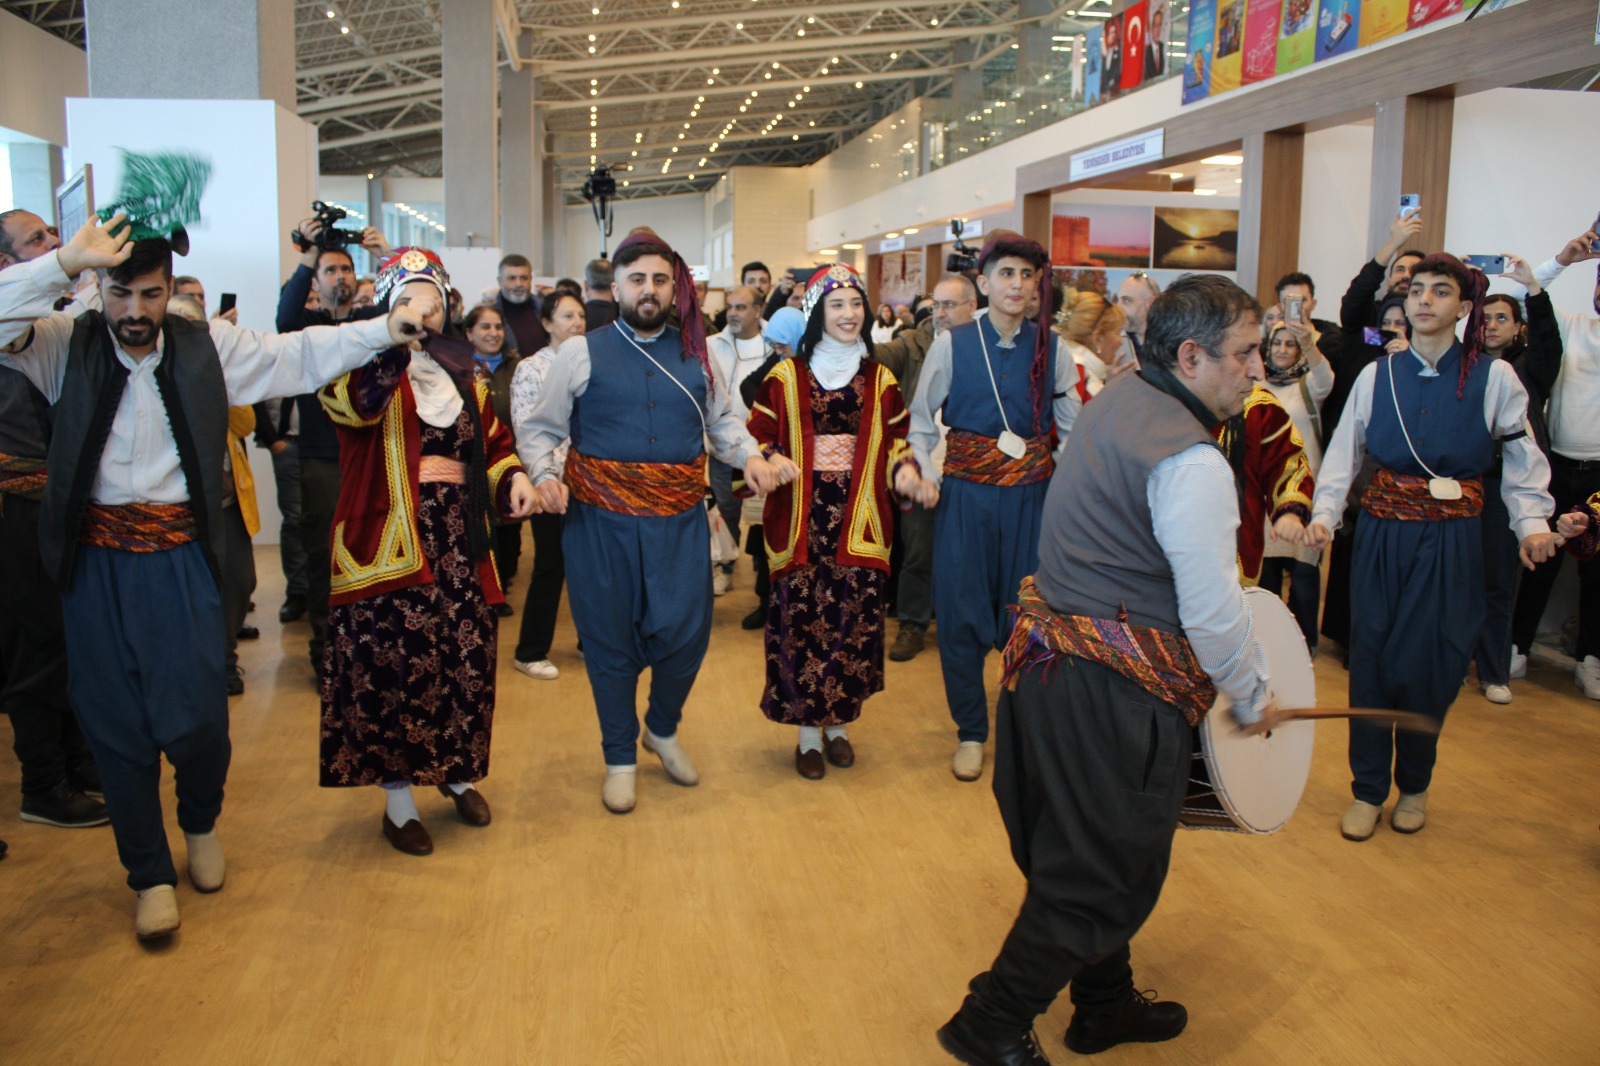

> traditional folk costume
[1311,263,1553,827]
[516,230,761,801]
[0,245,398,916]
[1213,385,1315,585]
[747,265,913,772]
[939,354,1269,1061]
[907,234,1088,761]
[318,249,524,851]
[1259,344,1335,652]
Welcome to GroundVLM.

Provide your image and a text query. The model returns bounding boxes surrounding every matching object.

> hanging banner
[1120,1,1151,94]
[1085,24,1105,106]
[1241,0,1282,84]
[1358,0,1408,45]
[1210,0,1245,94]
[1315,0,1361,60]
[1408,0,1462,29]
[1144,1,1173,81]
[1277,0,1317,72]
[1182,0,1217,104]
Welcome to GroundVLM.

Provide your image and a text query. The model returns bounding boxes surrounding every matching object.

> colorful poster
[1182,0,1217,104]
[1210,0,1245,94]
[1085,25,1104,105]
[1050,203,1154,268]
[1408,0,1461,29]
[1102,17,1126,98]
[1241,0,1281,84]
[1358,0,1407,45]
[1314,0,1361,59]
[1120,1,1150,93]
[1153,207,1241,271]
[1278,0,1316,71]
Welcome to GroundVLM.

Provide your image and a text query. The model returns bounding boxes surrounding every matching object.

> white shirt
[706,326,771,423]
[515,320,759,485]
[908,322,1084,487]
[0,250,395,506]
[1309,351,1554,540]
[509,344,570,475]
[1149,443,1271,723]
[1533,258,1600,459]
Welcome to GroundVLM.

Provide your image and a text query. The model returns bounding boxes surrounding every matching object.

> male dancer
[0,215,435,940]
[899,232,1088,781]
[518,228,794,814]
[1305,254,1560,840]
[937,274,1283,1066]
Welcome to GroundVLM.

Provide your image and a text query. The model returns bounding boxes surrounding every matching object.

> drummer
[936,274,1286,1065]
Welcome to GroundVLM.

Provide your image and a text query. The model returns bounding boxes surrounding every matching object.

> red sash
[1362,466,1483,521]
[943,429,1054,486]
[565,449,705,517]
[79,502,198,552]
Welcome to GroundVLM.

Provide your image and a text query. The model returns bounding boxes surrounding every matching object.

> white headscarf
[809,333,865,391]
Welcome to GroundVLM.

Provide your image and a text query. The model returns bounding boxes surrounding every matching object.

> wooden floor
[2,545,1597,1065]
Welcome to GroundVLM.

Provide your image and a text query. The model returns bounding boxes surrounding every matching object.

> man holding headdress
[517,227,796,814]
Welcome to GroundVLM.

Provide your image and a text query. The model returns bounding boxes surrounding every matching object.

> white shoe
[1340,800,1382,841]
[642,730,699,786]
[952,741,985,782]
[135,885,181,941]
[1391,791,1428,834]
[1576,656,1600,700]
[513,658,559,680]
[1482,683,1512,705]
[184,830,225,892]
[712,569,731,596]
[602,769,636,814]
[1509,648,1527,680]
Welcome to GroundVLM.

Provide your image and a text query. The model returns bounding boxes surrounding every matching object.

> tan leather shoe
[1391,791,1428,834]
[1340,800,1383,841]
[438,785,491,826]
[135,885,181,941]
[602,770,636,814]
[952,741,985,782]
[184,830,225,892]
[382,813,434,855]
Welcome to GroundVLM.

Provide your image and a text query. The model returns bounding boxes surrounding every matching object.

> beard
[502,288,531,305]
[621,296,670,332]
[112,317,158,348]
[324,281,353,307]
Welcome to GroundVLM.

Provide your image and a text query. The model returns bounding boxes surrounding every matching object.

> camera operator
[260,211,389,683]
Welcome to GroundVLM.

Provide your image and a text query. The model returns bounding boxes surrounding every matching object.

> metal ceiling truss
[1,0,1075,200]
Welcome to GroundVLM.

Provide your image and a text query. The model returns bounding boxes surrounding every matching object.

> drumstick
[1282,708,1442,734]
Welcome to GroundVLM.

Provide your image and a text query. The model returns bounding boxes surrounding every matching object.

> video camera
[582,165,619,258]
[290,200,362,254]
[946,218,979,274]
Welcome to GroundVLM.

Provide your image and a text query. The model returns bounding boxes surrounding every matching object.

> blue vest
[571,321,707,465]
[1366,345,1496,480]
[943,317,1055,437]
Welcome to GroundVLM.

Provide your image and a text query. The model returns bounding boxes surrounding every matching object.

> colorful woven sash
[0,453,47,501]
[564,448,706,517]
[1361,466,1483,521]
[1000,576,1218,727]
[814,433,856,473]
[943,429,1054,486]
[79,502,197,552]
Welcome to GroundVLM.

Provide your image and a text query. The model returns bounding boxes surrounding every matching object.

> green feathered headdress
[94,149,212,256]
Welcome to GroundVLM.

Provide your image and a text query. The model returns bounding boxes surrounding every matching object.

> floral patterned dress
[760,371,887,726]
[319,408,497,786]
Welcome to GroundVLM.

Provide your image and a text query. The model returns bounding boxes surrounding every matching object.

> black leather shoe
[279,596,307,623]
[68,760,103,798]
[937,1009,1052,1065]
[236,624,260,641]
[741,605,766,631]
[226,666,245,696]
[496,602,514,617]
[20,783,110,828]
[1064,990,1187,1055]
[0,836,7,860]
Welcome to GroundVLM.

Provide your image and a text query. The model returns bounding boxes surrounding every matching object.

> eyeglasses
[932,299,974,312]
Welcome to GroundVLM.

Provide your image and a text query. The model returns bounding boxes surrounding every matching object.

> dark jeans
[1257,556,1320,654]
[220,500,257,672]
[1511,456,1600,659]
[895,503,934,630]
[269,439,307,599]
[300,456,341,665]
[962,658,1192,1035]
[514,513,565,662]
[0,494,91,796]
[494,521,524,584]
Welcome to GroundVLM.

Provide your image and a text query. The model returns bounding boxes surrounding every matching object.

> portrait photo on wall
[1152,207,1240,270]
[1050,202,1154,269]
[1102,17,1123,98]
[1144,1,1172,80]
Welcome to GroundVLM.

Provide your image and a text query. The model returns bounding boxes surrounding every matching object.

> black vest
[39,312,227,591]
[0,364,52,460]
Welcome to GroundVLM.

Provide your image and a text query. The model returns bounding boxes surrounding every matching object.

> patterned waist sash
[564,449,706,517]
[814,433,856,473]
[1362,466,1483,521]
[79,502,198,552]
[418,456,467,484]
[0,453,47,501]
[943,429,1054,486]
[1000,576,1218,726]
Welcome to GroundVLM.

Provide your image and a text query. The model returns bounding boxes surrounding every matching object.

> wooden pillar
[1021,190,1052,250]
[1368,94,1453,262]
[1236,129,1305,304]
[866,252,882,308]
[924,244,945,286]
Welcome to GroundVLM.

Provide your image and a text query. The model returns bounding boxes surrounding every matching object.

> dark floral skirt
[760,559,887,727]
[320,482,496,786]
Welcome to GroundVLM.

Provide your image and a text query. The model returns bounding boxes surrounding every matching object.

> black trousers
[0,494,91,796]
[299,457,341,666]
[514,513,565,662]
[963,658,1193,1035]
[1512,456,1600,659]
[1320,510,1358,650]
[745,524,770,604]
[494,521,524,585]
[220,500,258,672]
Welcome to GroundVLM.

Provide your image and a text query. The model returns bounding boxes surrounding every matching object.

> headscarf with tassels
[976,230,1054,435]
[611,226,716,398]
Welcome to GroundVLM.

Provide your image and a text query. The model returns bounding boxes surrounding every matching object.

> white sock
[382,782,420,825]
[446,782,473,795]
[606,765,637,776]
[798,726,823,753]
[824,724,848,741]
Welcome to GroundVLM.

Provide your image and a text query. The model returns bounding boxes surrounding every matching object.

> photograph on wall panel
[1152,207,1240,271]
[1051,203,1154,269]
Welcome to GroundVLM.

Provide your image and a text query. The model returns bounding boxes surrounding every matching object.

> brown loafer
[795,746,826,780]
[438,785,491,826]
[824,734,855,768]
[382,813,434,855]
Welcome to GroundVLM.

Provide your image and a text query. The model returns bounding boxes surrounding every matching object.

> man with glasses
[1114,271,1161,365]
